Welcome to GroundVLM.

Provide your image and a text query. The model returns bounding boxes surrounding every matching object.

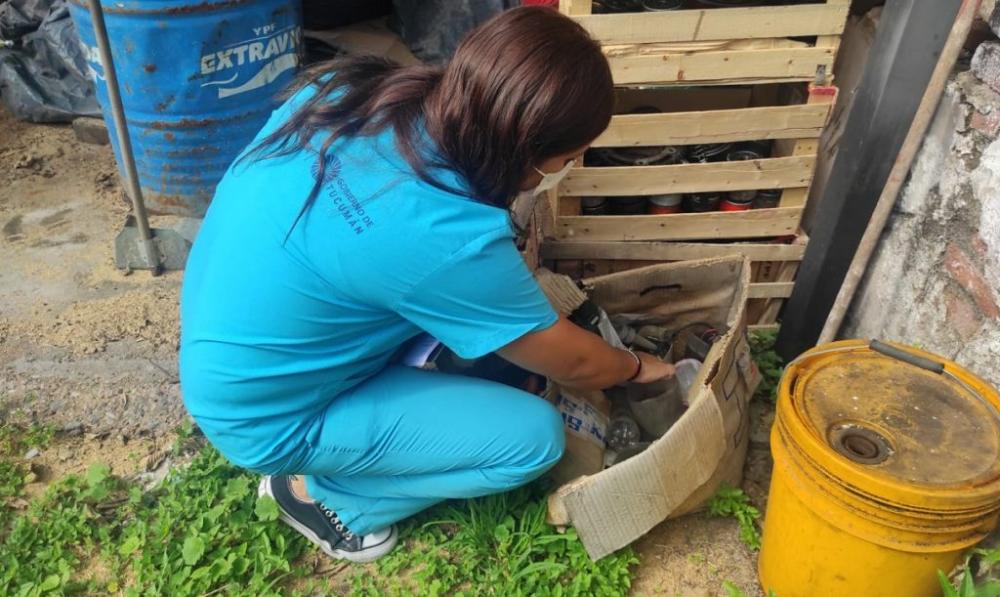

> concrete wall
[844,43,1000,390]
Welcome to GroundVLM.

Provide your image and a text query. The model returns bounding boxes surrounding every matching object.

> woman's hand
[499,317,679,390]
[632,352,676,384]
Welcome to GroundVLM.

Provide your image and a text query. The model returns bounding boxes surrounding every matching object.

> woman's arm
[498,317,675,391]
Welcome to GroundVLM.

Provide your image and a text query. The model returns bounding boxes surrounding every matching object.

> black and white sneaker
[257,475,398,563]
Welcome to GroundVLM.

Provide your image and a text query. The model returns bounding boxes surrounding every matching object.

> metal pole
[85,0,162,276]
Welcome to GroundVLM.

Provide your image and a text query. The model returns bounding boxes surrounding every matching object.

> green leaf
[722,580,747,597]
[939,570,960,597]
[494,523,511,544]
[960,570,976,597]
[977,581,1000,597]
[223,477,250,501]
[977,548,1000,566]
[85,463,111,488]
[182,535,206,566]
[119,534,142,556]
[255,495,279,522]
[190,565,212,580]
[511,561,567,581]
[38,574,61,592]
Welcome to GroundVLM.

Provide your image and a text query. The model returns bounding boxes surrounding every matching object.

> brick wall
[844,43,1000,390]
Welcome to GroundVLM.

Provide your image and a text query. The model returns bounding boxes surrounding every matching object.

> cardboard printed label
[554,393,606,447]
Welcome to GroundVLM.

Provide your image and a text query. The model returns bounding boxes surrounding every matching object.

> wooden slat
[759,260,801,323]
[607,47,835,86]
[561,156,815,196]
[748,282,795,299]
[779,86,838,209]
[557,208,802,242]
[815,0,850,84]
[576,5,849,45]
[595,104,831,147]
[749,324,781,333]
[558,0,590,16]
[540,240,807,262]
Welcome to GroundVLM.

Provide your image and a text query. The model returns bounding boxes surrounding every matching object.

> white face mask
[511,159,577,231]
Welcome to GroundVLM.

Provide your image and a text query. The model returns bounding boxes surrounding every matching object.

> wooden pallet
[560,0,849,87]
[542,0,848,323]
[539,234,808,328]
[552,83,837,243]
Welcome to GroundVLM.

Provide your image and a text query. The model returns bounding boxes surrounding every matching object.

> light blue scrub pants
[289,365,565,535]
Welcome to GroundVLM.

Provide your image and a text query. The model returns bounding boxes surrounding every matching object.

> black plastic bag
[0,0,99,123]
[1,0,52,38]
[302,0,392,31]
[390,0,518,64]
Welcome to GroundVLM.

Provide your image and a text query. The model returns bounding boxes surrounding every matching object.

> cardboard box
[304,18,420,66]
[545,256,759,560]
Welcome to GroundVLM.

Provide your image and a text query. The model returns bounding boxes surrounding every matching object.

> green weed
[351,483,638,596]
[749,330,783,404]
[941,547,1000,597]
[0,422,54,529]
[0,427,638,596]
[706,485,761,552]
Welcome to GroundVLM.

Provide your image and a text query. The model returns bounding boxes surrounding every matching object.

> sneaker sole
[257,477,398,564]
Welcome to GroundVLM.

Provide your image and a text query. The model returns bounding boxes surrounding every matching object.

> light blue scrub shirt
[179,85,558,468]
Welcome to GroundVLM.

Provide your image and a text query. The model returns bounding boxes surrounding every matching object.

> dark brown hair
[245,6,614,227]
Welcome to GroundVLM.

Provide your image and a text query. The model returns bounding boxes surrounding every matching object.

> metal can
[648,194,683,214]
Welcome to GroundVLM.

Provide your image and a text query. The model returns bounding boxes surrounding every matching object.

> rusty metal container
[69,0,302,216]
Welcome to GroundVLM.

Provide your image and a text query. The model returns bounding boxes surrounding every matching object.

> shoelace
[318,504,355,541]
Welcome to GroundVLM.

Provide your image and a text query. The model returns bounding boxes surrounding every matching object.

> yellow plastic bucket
[759,340,1000,597]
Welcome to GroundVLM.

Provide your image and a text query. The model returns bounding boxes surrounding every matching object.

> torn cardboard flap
[304,18,420,66]
[546,256,758,560]
[535,268,589,316]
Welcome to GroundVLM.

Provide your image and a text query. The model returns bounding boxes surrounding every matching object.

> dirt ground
[0,106,773,596]
[0,107,185,438]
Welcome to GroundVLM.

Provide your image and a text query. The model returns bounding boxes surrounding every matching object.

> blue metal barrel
[69,0,302,216]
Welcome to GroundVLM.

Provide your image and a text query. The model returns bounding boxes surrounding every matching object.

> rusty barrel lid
[778,339,1000,513]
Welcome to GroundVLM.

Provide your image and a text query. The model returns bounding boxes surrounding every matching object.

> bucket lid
[779,340,1000,511]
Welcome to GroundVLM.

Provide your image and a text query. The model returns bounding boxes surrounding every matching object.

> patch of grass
[1,462,124,594]
[941,547,1000,597]
[725,582,779,597]
[722,580,747,597]
[351,483,638,596]
[0,426,639,596]
[0,421,54,456]
[749,330,784,404]
[706,485,761,552]
[0,444,309,595]
[0,422,54,527]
